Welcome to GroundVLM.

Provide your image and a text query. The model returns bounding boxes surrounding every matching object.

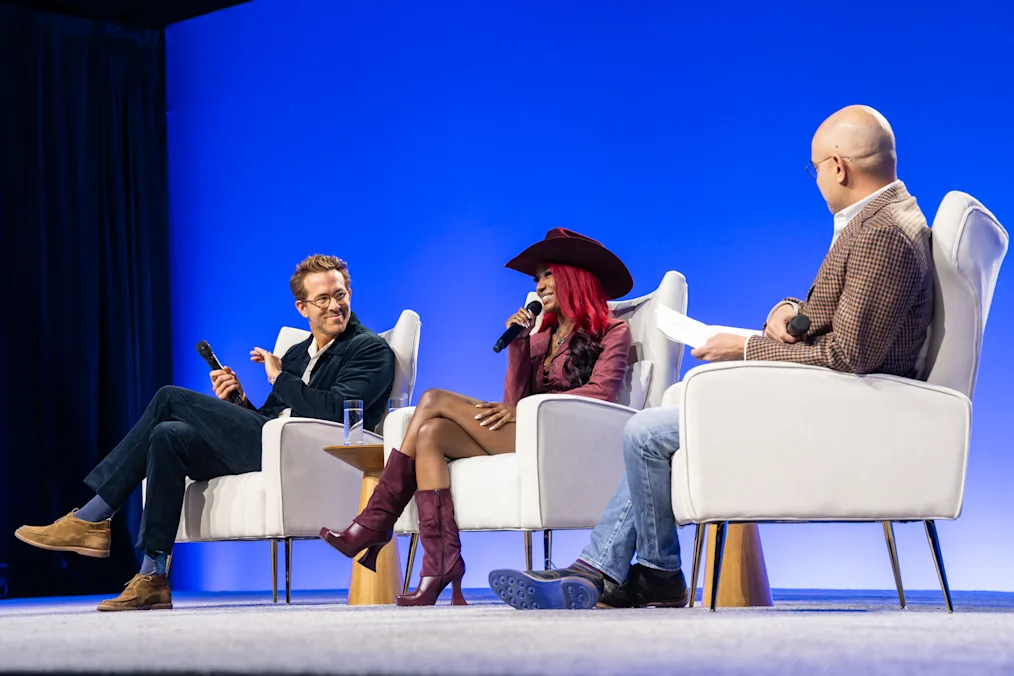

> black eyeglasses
[301,291,348,310]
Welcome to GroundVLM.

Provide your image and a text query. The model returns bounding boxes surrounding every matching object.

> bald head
[811,105,899,213]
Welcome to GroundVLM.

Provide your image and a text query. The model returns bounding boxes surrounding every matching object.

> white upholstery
[145,310,422,546]
[670,192,1007,527]
[387,272,688,535]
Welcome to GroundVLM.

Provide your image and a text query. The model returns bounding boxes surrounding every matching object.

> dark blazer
[503,317,631,406]
[257,313,395,431]
[747,182,933,377]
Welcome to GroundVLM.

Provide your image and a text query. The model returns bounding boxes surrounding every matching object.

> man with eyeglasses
[15,254,395,611]
[489,104,934,611]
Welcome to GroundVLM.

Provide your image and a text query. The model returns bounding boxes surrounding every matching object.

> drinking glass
[388,395,408,412]
[344,399,364,445]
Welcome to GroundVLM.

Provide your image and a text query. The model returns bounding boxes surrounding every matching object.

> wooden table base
[702,523,772,607]
[348,471,403,605]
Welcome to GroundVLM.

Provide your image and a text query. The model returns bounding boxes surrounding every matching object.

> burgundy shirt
[503,317,632,406]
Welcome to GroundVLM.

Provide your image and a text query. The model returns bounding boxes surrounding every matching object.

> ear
[833,156,849,185]
[295,300,310,319]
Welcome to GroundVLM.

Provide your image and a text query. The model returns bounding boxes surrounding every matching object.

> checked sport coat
[746,182,933,378]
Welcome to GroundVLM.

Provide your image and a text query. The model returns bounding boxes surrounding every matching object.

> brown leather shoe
[14,510,111,558]
[97,574,173,612]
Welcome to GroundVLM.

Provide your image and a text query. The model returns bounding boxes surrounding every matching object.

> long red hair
[538,263,611,338]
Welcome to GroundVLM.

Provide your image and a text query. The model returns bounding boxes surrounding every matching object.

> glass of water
[344,399,364,445]
[388,395,408,412]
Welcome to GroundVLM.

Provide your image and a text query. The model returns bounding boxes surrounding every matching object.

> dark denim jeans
[84,385,268,552]
[578,406,682,582]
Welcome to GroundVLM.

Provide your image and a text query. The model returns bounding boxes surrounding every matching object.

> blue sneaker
[488,566,602,610]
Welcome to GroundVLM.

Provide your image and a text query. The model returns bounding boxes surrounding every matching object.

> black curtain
[0,4,172,597]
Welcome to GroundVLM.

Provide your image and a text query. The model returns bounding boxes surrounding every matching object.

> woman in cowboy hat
[320,228,633,606]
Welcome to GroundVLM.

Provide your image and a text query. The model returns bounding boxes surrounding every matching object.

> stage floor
[2,588,1013,675]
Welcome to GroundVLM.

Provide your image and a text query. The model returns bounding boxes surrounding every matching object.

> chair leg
[271,539,278,604]
[403,533,419,595]
[881,521,906,609]
[284,537,293,605]
[524,530,533,570]
[689,523,706,608]
[166,553,173,576]
[708,522,727,612]
[543,530,553,570]
[924,520,954,613]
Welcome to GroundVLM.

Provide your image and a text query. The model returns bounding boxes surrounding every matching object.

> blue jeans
[578,406,681,583]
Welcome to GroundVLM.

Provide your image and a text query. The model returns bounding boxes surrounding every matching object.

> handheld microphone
[494,300,543,353]
[787,314,810,339]
[196,340,245,405]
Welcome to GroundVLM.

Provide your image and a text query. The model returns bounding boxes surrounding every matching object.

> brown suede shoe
[97,574,173,612]
[14,510,111,558]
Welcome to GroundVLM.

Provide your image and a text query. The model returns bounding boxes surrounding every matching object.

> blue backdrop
[164,0,1014,592]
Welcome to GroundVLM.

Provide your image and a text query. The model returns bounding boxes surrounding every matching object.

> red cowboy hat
[505,228,633,300]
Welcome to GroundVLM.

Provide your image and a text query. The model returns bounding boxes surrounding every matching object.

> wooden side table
[323,443,403,605]
[701,523,772,607]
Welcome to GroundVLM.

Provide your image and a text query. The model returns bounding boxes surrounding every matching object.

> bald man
[488,105,934,611]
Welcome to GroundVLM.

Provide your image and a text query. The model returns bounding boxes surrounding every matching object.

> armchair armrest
[515,394,638,529]
[670,362,972,524]
[383,406,416,463]
[260,417,380,536]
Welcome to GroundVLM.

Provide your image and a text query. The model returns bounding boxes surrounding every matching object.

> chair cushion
[176,472,274,542]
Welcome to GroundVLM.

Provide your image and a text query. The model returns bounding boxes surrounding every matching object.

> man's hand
[251,347,283,382]
[764,303,800,344]
[210,367,245,403]
[474,402,517,432]
[691,333,748,362]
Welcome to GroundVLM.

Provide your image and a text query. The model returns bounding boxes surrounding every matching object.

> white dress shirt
[277,337,335,418]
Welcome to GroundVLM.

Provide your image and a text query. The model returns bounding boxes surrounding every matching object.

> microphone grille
[195,340,211,355]
[527,300,543,316]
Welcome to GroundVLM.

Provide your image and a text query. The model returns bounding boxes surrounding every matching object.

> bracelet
[269,372,280,385]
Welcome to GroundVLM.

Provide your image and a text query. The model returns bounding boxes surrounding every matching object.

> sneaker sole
[14,531,110,558]
[488,569,598,610]
[97,603,173,612]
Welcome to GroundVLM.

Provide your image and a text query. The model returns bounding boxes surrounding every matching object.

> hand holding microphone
[197,340,246,406]
[494,300,543,353]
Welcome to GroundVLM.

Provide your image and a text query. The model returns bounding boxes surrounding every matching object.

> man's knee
[622,407,678,460]
[152,385,189,406]
[149,421,194,458]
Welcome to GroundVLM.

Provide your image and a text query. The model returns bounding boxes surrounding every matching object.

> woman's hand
[474,402,517,431]
[505,307,534,339]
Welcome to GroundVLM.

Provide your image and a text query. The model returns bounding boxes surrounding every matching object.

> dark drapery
[0,4,172,597]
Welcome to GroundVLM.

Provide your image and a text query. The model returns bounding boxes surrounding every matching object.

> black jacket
[256,313,395,431]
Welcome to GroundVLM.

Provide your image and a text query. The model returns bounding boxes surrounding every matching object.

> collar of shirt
[831,179,902,246]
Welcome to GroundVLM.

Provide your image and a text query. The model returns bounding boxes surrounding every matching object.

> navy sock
[139,551,168,576]
[573,559,612,583]
[75,495,115,523]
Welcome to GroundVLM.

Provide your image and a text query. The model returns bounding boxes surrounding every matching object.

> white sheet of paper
[655,306,761,349]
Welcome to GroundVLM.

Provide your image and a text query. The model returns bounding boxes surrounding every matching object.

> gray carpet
[2,589,1014,675]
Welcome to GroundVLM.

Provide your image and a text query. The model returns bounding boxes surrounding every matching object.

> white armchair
[669,192,1007,611]
[160,310,421,603]
[385,271,688,591]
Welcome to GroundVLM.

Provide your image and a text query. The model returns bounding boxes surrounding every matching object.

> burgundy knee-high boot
[320,449,415,571]
[395,488,466,606]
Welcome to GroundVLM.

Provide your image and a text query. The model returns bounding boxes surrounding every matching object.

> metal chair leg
[271,539,278,604]
[284,537,293,604]
[403,533,419,595]
[543,530,553,570]
[689,523,705,608]
[166,553,173,576]
[882,521,906,609]
[708,522,727,612]
[924,520,954,613]
[524,530,533,570]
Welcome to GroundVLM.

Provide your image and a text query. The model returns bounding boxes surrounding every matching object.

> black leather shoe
[597,576,637,608]
[633,565,689,608]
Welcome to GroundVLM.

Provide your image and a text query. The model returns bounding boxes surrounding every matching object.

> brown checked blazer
[746,182,933,377]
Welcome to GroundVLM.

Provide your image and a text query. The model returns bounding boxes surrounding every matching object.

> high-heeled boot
[320,449,415,571]
[396,488,466,606]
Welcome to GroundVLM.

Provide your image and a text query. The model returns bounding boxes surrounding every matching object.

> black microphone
[196,340,245,405]
[494,300,543,353]
[787,313,810,339]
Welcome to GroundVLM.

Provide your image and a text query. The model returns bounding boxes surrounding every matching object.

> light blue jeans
[578,406,682,583]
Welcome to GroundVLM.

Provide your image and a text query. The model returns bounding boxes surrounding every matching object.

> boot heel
[358,544,382,572]
[451,576,467,606]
